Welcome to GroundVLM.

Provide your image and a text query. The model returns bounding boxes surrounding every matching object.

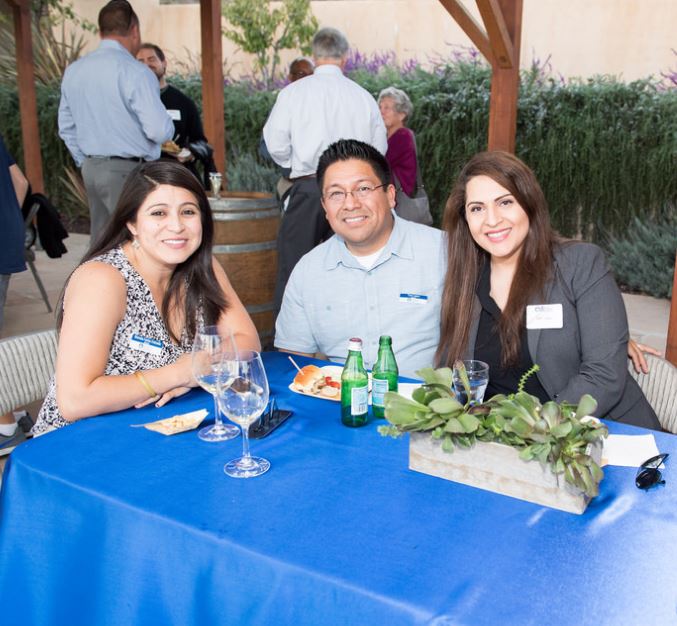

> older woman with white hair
[378,86,432,225]
[378,87,415,193]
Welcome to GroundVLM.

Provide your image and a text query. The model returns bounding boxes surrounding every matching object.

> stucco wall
[70,0,676,81]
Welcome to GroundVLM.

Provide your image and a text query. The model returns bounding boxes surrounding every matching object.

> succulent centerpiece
[380,362,608,503]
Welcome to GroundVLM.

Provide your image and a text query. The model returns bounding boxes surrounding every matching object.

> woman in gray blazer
[436,151,660,430]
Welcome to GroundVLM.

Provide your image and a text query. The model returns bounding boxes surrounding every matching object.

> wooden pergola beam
[667,253,677,365]
[477,0,515,69]
[438,0,494,65]
[486,0,522,152]
[200,0,226,181]
[11,0,44,193]
[438,0,522,153]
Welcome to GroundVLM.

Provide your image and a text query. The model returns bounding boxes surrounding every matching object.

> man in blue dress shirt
[58,0,173,240]
[274,139,444,378]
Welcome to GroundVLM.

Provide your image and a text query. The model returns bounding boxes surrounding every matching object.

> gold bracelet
[134,371,158,399]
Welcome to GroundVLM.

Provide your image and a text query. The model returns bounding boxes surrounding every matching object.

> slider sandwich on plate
[291,365,342,399]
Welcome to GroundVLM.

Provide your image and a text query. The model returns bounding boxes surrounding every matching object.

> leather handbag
[392,138,433,226]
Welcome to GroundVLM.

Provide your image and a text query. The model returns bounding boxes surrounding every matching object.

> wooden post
[438,0,523,153]
[200,0,226,181]
[485,0,522,152]
[12,0,44,193]
[667,254,677,366]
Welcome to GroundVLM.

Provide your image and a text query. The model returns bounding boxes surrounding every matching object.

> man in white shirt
[274,139,444,377]
[263,27,387,310]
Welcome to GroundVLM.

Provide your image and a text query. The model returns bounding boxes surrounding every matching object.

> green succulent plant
[379,363,608,498]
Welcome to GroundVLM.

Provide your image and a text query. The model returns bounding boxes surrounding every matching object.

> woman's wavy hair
[57,160,227,342]
[435,151,559,368]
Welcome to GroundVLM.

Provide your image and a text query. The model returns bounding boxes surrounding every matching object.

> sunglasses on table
[635,453,669,490]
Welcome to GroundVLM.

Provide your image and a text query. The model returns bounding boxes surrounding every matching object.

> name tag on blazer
[526,304,563,329]
[167,109,182,121]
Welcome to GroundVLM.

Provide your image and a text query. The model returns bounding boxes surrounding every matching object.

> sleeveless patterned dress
[33,247,195,435]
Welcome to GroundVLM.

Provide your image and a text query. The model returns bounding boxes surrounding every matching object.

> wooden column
[667,253,677,366]
[11,0,44,193]
[482,0,523,152]
[438,0,523,153]
[200,0,226,181]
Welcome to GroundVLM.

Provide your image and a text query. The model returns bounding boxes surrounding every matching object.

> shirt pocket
[391,281,441,337]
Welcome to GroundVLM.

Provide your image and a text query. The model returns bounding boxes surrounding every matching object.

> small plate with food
[289,364,343,401]
[161,140,182,155]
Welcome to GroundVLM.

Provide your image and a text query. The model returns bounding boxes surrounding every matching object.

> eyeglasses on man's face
[323,184,387,208]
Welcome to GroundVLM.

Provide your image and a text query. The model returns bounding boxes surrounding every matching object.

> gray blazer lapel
[526,259,560,396]
[526,270,557,362]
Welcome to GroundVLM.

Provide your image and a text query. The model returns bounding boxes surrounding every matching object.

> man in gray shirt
[274,139,444,377]
[58,0,173,240]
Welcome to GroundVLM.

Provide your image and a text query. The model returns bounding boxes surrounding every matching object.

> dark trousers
[273,178,332,310]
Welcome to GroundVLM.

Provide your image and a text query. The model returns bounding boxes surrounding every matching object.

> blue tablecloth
[1,351,676,625]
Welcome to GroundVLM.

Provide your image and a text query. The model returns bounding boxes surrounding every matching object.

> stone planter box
[409,433,602,514]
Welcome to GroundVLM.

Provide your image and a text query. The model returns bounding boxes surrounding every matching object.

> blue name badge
[129,334,164,356]
[399,293,428,305]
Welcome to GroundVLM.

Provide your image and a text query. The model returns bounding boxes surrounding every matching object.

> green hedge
[1,62,675,245]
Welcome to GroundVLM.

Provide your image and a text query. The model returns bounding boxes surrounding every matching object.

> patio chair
[628,354,677,434]
[0,329,57,416]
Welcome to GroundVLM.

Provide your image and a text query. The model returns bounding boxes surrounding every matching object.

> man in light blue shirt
[275,139,444,378]
[58,0,173,240]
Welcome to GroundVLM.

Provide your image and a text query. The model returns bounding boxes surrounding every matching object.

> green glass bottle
[371,335,399,419]
[341,337,369,427]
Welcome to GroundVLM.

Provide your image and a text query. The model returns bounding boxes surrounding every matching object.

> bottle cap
[348,337,363,351]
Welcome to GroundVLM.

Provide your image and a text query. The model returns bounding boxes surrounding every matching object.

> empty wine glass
[209,172,222,199]
[218,351,270,478]
[191,325,239,442]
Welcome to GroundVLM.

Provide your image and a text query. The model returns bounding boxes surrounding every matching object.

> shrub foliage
[608,214,676,299]
[0,55,675,249]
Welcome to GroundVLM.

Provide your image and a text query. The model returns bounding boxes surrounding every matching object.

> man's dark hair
[317,139,391,190]
[99,0,138,36]
[139,42,165,63]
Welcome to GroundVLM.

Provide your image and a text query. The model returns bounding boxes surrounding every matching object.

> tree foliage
[0,0,94,86]
[221,0,317,87]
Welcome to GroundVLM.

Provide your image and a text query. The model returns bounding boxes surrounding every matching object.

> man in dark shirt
[136,43,208,168]
[0,134,29,449]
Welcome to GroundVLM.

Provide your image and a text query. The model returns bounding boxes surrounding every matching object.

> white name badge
[399,293,428,305]
[167,109,182,121]
[129,334,164,356]
[526,304,563,330]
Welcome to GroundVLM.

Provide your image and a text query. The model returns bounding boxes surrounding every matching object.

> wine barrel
[209,192,279,344]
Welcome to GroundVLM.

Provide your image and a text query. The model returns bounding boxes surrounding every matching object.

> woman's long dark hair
[57,161,227,342]
[436,151,559,368]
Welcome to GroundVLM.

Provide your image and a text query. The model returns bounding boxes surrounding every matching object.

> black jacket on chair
[21,192,68,259]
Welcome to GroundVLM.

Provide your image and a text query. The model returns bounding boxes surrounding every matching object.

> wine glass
[191,325,240,442]
[209,172,222,199]
[217,351,271,478]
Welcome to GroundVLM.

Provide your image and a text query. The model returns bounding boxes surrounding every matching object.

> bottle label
[351,386,368,415]
[372,378,388,407]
